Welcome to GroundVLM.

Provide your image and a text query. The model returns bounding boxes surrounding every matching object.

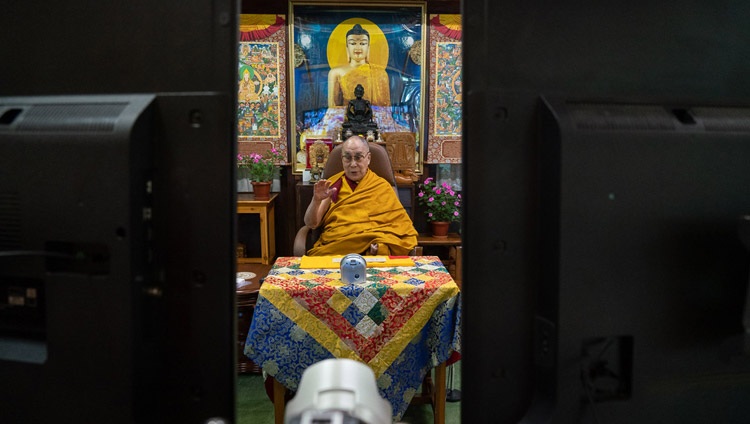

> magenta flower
[418,176,461,223]
[237,148,283,182]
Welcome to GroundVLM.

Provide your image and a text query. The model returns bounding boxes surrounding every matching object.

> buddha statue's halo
[327,18,389,69]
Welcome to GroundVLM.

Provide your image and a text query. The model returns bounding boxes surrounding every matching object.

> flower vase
[251,181,271,200]
[429,221,450,238]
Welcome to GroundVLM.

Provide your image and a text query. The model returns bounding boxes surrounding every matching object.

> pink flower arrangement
[417,177,462,222]
[237,148,285,182]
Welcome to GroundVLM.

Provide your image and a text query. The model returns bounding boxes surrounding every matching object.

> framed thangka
[238,14,289,162]
[289,2,426,174]
[427,14,462,164]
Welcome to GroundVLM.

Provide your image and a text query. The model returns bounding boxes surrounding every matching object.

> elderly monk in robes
[304,136,417,256]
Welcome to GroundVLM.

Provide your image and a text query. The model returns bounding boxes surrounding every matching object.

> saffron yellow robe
[307,170,417,256]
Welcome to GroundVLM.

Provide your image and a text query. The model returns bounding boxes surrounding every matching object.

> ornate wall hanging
[238,14,289,162]
[427,14,462,164]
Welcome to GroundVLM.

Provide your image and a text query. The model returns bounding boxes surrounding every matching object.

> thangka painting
[427,14,462,164]
[290,2,426,173]
[238,14,288,161]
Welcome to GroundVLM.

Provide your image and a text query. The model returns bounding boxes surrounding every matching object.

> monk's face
[341,138,370,182]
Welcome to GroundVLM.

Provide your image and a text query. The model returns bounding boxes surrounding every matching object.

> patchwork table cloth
[244,256,461,421]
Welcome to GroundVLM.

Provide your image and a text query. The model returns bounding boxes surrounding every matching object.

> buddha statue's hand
[313,179,337,201]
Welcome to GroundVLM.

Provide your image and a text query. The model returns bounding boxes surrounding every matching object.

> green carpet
[236,364,461,424]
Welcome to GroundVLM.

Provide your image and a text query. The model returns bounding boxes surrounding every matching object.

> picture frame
[289,1,426,174]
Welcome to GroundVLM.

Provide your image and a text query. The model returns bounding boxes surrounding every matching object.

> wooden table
[237,193,277,265]
[418,233,462,288]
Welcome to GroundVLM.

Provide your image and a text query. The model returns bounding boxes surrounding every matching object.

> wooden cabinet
[295,182,313,230]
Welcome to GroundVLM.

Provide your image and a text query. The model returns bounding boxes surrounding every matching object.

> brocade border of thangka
[238,14,289,162]
[427,14,462,164]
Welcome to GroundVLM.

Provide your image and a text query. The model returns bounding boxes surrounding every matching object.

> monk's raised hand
[313,179,337,200]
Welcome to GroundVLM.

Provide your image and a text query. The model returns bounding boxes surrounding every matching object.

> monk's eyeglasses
[342,153,368,163]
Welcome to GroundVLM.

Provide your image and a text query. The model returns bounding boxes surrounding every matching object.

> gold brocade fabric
[254,256,459,377]
[340,64,391,107]
[307,170,417,256]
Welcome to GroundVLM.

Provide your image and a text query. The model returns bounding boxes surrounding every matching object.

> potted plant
[237,147,285,200]
[417,177,461,238]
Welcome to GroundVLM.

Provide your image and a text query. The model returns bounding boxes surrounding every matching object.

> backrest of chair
[323,142,396,187]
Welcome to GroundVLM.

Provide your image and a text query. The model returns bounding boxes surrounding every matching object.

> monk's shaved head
[342,135,369,152]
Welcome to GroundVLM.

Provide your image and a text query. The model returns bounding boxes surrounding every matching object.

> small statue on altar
[347,84,373,124]
[308,140,330,181]
[310,164,323,181]
[341,84,379,140]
